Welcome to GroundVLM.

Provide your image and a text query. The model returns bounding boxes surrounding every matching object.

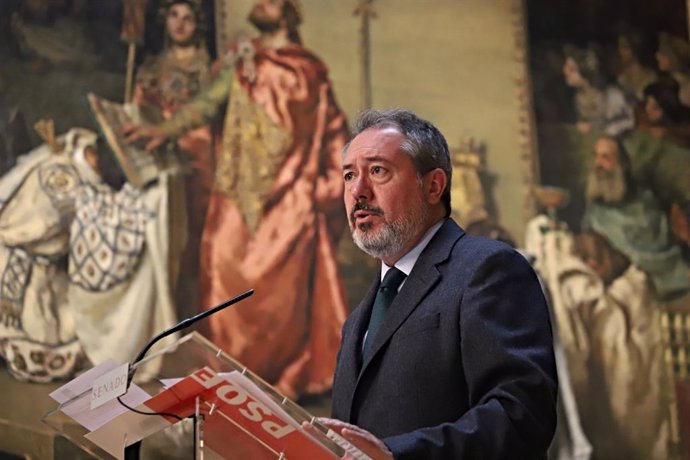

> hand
[122,122,168,152]
[314,417,394,460]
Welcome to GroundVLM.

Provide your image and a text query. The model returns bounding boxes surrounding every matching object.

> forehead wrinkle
[342,127,406,168]
[342,151,394,170]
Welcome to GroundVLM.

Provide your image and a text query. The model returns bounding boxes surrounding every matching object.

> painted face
[593,137,619,174]
[166,3,197,47]
[618,37,633,64]
[562,57,585,88]
[645,95,665,123]
[656,51,672,72]
[342,127,433,263]
[587,138,626,203]
[249,0,284,26]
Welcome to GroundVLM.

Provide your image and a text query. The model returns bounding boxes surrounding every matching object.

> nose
[348,174,373,201]
[594,155,607,170]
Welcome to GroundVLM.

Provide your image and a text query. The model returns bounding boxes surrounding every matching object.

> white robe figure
[0,129,94,381]
[68,171,179,379]
[0,126,179,383]
[526,215,671,460]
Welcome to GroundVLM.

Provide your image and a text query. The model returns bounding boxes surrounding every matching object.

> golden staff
[121,0,148,103]
[353,0,376,111]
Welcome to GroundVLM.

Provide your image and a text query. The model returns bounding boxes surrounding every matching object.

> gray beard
[586,167,627,204]
[351,197,430,261]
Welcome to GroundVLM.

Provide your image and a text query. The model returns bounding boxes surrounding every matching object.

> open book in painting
[87,93,180,188]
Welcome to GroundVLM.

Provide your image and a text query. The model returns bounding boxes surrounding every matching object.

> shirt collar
[381,219,445,281]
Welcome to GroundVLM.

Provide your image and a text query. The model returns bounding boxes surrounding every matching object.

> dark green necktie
[362,267,407,359]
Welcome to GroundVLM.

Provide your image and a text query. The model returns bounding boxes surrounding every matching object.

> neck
[260,28,291,49]
[169,44,199,61]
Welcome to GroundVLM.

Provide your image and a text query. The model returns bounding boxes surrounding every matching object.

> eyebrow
[342,154,391,170]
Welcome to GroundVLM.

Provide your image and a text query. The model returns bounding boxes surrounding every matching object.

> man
[320,109,558,459]
[525,215,672,460]
[622,128,690,250]
[527,132,689,458]
[125,0,349,399]
[582,135,689,300]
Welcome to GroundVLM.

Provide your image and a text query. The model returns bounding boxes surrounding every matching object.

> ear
[424,168,447,205]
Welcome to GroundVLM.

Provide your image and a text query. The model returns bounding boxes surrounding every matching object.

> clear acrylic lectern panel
[42,332,363,459]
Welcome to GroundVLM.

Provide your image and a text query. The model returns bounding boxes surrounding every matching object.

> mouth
[354,210,376,220]
[350,203,383,228]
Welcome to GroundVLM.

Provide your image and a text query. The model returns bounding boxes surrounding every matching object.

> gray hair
[345,108,453,217]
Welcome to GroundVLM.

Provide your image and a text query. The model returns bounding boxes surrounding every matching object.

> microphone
[128,288,255,383]
[120,289,254,460]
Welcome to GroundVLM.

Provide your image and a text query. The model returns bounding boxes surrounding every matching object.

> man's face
[593,138,619,174]
[342,127,432,263]
[166,3,197,47]
[248,0,284,30]
[587,138,626,203]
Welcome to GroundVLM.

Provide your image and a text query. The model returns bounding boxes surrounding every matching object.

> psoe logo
[191,368,295,439]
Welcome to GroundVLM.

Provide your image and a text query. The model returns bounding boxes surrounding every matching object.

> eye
[343,171,355,182]
[371,165,385,175]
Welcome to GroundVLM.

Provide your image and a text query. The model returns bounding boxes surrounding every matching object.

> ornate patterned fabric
[0,138,87,382]
[68,173,178,380]
[171,39,351,399]
[135,48,211,116]
[215,76,291,232]
[69,184,153,291]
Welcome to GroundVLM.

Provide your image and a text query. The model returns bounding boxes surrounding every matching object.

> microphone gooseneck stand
[123,289,255,460]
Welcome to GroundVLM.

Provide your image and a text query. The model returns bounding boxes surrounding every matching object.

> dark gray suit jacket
[331,219,557,460]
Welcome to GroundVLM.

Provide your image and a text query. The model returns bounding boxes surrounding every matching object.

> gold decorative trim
[214,0,230,54]
[510,0,539,224]
[215,77,291,233]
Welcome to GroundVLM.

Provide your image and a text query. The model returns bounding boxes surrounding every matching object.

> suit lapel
[356,220,465,382]
[338,278,379,422]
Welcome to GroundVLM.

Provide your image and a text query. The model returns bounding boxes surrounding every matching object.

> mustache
[349,202,384,224]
